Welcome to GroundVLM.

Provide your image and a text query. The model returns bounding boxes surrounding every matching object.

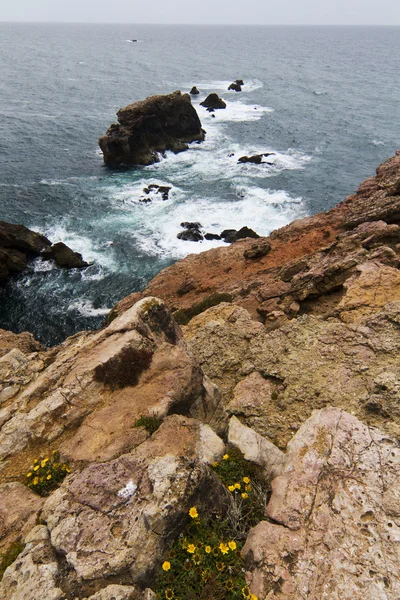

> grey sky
[1,0,400,25]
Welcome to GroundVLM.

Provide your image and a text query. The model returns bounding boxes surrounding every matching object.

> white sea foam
[42,223,117,271]
[67,299,111,317]
[33,258,56,273]
[112,186,306,260]
[371,139,385,146]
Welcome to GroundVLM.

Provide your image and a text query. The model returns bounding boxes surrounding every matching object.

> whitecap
[67,299,111,317]
[371,139,385,146]
[122,187,306,260]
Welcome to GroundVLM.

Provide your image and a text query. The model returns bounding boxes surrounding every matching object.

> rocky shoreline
[0,221,88,284]
[1,152,400,599]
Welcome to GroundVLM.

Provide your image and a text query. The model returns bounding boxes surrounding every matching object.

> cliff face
[1,153,400,599]
[98,91,205,166]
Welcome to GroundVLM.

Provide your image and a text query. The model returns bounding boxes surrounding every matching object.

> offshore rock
[99,91,205,167]
[243,407,400,599]
[0,221,88,283]
[200,93,227,110]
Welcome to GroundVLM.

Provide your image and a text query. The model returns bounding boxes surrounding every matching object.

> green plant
[134,415,163,435]
[0,540,24,580]
[25,452,70,497]
[155,450,268,599]
[155,507,257,600]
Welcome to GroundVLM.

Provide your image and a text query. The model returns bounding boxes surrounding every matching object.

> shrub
[134,415,163,435]
[25,452,70,497]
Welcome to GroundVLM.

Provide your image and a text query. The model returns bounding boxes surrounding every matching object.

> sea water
[0,23,399,345]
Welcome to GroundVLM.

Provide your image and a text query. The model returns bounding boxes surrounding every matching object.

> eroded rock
[243,407,400,599]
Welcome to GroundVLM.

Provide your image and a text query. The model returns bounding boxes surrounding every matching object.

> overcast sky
[1,0,400,25]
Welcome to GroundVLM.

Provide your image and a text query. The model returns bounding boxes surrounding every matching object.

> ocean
[0,23,399,345]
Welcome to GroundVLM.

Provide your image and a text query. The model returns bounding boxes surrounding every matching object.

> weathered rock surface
[99,91,205,166]
[2,153,400,598]
[243,407,400,599]
[0,221,88,283]
[0,416,226,598]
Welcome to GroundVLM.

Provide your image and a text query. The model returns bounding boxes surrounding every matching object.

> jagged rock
[238,153,275,164]
[235,79,244,86]
[189,86,200,95]
[244,239,271,259]
[0,525,64,600]
[0,298,221,470]
[142,184,171,201]
[177,222,203,242]
[228,82,242,92]
[0,221,88,283]
[200,93,226,110]
[45,242,88,269]
[242,407,400,599]
[0,329,42,359]
[38,416,226,586]
[84,586,138,600]
[204,233,221,241]
[221,227,260,243]
[228,416,285,480]
[99,91,205,166]
[0,483,44,554]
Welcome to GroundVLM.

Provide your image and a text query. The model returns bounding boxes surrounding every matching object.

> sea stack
[99,91,205,167]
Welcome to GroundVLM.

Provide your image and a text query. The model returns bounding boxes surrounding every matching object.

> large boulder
[99,91,205,166]
[242,407,400,599]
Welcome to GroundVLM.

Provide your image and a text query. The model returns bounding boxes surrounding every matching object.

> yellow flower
[242,586,251,599]
[33,459,38,464]
[250,595,258,600]
[47,474,52,480]
[225,579,234,591]
[245,484,252,492]
[189,506,198,519]
[234,482,241,490]
[27,472,32,478]
[165,589,174,599]
[212,461,218,467]
[241,492,249,499]
[219,542,229,554]
[243,477,250,484]
[33,465,39,471]
[216,561,225,571]
[205,546,211,554]
[228,485,235,492]
[65,467,71,473]
[228,541,237,550]
[223,454,229,460]
[41,458,49,468]
[162,561,171,571]
[187,544,196,554]
[33,477,39,485]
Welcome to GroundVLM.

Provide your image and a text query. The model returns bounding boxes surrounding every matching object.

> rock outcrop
[99,91,205,166]
[243,407,400,599]
[0,221,88,283]
[200,93,227,110]
[2,152,400,599]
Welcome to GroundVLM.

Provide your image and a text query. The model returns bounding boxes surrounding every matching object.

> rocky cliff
[1,152,400,599]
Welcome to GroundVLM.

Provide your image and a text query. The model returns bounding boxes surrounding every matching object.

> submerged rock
[238,152,275,164]
[99,91,205,166]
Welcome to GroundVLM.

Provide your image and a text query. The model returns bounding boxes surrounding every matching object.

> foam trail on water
[68,299,111,317]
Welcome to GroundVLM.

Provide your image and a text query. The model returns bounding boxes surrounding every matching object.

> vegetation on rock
[25,452,70,496]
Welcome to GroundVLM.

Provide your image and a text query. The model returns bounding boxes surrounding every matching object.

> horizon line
[1,21,400,27]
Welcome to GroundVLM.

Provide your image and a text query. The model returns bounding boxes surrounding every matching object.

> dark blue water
[0,23,399,345]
